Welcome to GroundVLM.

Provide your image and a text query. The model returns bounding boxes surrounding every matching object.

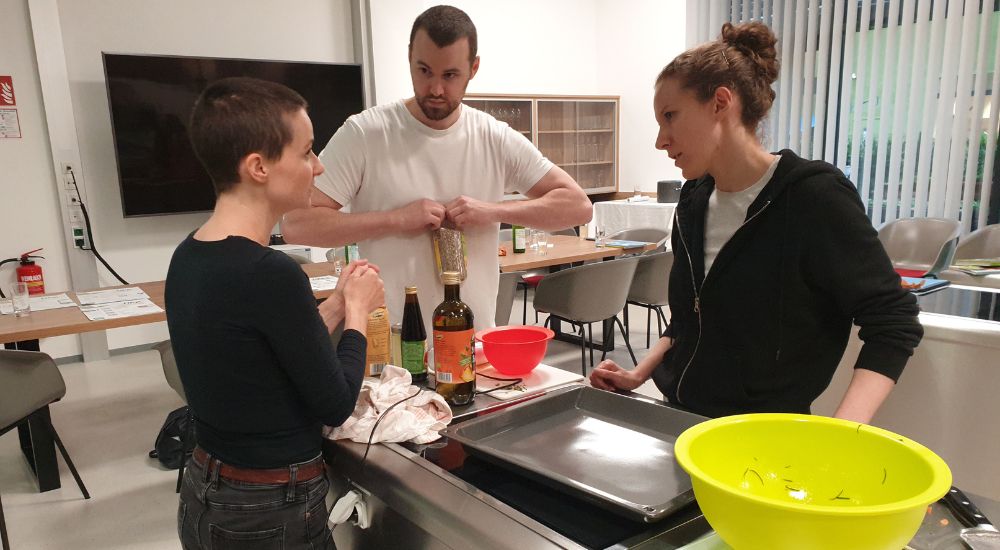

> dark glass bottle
[401,286,428,382]
[433,271,475,406]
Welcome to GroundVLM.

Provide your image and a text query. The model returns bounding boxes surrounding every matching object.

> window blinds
[685,0,999,231]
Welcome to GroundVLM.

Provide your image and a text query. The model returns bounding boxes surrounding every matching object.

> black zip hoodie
[652,150,923,418]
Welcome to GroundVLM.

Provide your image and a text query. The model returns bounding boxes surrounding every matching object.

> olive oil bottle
[433,271,475,406]
[401,286,428,382]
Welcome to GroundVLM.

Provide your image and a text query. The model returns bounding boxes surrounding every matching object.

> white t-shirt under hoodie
[313,100,554,331]
[704,155,781,273]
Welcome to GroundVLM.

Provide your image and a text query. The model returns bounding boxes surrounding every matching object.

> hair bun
[721,21,779,84]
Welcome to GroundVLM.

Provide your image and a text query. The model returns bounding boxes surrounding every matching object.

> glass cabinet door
[463,98,533,137]
[537,99,616,193]
[464,95,619,195]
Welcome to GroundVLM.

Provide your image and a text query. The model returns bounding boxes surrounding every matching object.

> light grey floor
[0,298,665,549]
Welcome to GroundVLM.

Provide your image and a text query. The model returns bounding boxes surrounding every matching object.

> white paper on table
[78,298,163,321]
[309,275,339,292]
[1,293,82,315]
[29,293,77,312]
[77,287,150,305]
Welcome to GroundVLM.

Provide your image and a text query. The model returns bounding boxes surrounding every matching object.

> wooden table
[0,261,338,493]
[0,262,338,344]
[498,234,655,272]
[498,234,657,353]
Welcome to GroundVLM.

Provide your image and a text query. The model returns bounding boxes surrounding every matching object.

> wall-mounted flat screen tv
[102,53,364,217]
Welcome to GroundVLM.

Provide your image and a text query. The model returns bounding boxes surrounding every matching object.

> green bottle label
[513,227,526,253]
[401,340,426,375]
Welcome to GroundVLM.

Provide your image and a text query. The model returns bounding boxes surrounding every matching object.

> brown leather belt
[192,447,325,485]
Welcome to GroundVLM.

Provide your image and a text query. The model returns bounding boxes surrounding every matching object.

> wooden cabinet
[463,94,619,195]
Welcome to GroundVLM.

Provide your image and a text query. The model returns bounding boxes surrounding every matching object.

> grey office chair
[496,271,523,326]
[533,256,640,375]
[153,341,192,493]
[877,218,960,277]
[939,224,1000,288]
[624,251,673,348]
[508,227,578,325]
[1,350,90,549]
[954,224,1000,260]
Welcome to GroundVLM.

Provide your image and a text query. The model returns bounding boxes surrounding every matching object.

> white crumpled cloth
[324,365,452,445]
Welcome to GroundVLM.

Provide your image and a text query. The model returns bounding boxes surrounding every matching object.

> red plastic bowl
[475,326,554,376]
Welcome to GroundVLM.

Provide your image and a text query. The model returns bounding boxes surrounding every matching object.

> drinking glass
[536,231,549,255]
[595,227,607,248]
[527,228,539,251]
[11,281,30,317]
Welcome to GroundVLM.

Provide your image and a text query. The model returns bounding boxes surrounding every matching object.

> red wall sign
[0,76,16,106]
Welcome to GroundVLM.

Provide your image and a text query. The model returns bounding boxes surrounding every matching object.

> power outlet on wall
[71,225,88,249]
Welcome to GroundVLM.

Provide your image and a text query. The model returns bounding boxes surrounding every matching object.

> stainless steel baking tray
[441,384,707,522]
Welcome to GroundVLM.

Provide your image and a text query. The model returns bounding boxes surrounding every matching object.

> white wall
[595,0,685,192]
[0,0,77,358]
[369,0,685,192]
[5,0,686,358]
[2,0,356,357]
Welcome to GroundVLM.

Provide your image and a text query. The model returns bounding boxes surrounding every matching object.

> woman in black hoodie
[590,22,922,424]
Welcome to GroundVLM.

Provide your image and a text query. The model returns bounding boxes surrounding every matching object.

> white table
[593,199,676,238]
[814,285,1000,500]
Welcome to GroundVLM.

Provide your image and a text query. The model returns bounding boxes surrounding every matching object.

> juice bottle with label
[401,286,428,383]
[433,271,475,406]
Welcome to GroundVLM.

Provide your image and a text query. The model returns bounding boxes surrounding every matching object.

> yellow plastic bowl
[674,414,951,550]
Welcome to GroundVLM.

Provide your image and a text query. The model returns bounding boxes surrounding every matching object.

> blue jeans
[177,453,335,550]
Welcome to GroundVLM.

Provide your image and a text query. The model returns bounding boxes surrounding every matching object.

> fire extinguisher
[0,248,46,296]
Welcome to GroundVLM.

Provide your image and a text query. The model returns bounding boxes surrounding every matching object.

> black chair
[0,350,90,549]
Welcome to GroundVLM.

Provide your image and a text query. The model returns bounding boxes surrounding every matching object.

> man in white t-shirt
[282,5,592,330]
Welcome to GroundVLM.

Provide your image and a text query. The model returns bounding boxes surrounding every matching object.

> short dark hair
[188,77,307,194]
[409,5,478,63]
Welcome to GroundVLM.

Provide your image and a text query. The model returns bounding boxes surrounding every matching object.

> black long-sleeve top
[655,150,923,417]
[165,234,366,468]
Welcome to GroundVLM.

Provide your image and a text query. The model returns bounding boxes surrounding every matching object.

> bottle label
[433,329,476,384]
[513,227,526,252]
[401,340,427,375]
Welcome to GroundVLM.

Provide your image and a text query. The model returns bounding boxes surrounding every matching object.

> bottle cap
[405,286,418,294]
[441,271,461,285]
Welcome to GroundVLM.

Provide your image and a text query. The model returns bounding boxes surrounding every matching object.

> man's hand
[444,195,499,229]
[589,360,645,392]
[391,199,447,233]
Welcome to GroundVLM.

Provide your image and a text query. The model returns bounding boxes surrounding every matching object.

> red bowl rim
[475,325,555,344]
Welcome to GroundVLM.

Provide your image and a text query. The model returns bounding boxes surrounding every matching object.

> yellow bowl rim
[673,413,953,516]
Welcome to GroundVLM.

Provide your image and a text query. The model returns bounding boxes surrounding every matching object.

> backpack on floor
[148,405,193,470]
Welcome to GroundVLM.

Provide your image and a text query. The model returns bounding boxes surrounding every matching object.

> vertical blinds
[686,0,999,231]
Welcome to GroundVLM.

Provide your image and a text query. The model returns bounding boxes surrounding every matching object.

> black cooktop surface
[916,285,1000,322]
[403,431,703,549]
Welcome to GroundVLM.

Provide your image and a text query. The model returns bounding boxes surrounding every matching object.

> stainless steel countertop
[324,384,1000,549]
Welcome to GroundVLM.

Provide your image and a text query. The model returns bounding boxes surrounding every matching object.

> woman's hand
[589,359,645,392]
[317,261,382,334]
[317,290,346,334]
[341,261,385,334]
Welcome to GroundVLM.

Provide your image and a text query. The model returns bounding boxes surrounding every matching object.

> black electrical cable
[67,169,129,286]
[357,372,523,470]
[475,372,524,396]
[359,387,423,469]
